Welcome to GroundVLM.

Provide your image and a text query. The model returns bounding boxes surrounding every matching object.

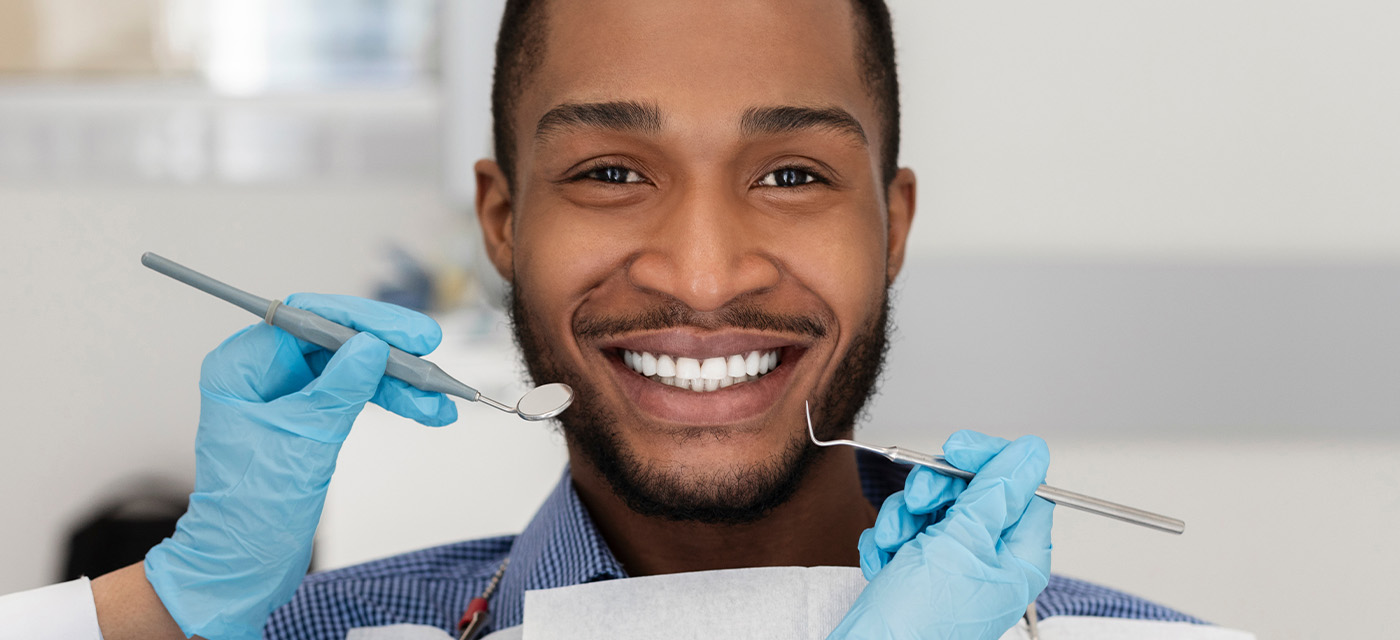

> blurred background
[0,1,1395,638]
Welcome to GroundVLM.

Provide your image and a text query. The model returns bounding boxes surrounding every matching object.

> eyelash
[565,163,832,188]
[567,164,647,185]
[756,166,829,188]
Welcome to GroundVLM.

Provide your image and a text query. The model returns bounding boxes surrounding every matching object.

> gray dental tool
[142,252,573,421]
[804,402,1185,534]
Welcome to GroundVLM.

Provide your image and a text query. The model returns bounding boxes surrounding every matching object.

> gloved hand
[144,293,458,640]
[829,431,1054,640]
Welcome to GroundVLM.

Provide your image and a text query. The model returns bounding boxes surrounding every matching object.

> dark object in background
[375,246,437,312]
[61,490,186,581]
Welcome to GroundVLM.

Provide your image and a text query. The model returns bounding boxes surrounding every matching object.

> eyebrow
[535,100,663,141]
[740,105,867,146]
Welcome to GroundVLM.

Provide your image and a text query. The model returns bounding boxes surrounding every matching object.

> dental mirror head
[514,383,574,420]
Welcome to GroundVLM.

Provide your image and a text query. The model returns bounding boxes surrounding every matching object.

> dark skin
[86,0,914,634]
[476,0,916,576]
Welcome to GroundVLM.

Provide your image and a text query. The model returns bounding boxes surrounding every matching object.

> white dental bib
[347,566,1256,640]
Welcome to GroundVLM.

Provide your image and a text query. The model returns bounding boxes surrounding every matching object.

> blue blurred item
[375,246,436,312]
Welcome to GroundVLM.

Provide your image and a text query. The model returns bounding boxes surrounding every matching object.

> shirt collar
[491,451,906,630]
[494,467,626,629]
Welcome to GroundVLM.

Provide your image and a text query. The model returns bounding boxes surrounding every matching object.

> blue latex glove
[144,293,457,640]
[830,431,1054,640]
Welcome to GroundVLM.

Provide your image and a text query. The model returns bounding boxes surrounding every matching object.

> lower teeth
[649,371,767,392]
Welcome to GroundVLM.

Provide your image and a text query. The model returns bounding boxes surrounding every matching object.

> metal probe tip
[802,401,1186,535]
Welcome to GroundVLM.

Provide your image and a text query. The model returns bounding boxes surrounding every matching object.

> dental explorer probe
[141,252,573,421]
[804,402,1185,534]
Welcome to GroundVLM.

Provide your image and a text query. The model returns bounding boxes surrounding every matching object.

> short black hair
[490,0,901,191]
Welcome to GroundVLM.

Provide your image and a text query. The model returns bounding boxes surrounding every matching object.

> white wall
[892,0,1400,261]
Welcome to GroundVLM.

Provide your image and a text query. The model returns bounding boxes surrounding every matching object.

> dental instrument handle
[141,252,273,317]
[265,301,484,401]
[141,252,486,404]
[889,447,1187,535]
[885,447,975,481]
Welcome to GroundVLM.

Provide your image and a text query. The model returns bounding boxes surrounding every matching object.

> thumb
[244,332,389,444]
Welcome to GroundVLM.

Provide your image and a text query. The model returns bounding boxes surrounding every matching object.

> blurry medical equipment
[804,402,1185,534]
[141,252,573,421]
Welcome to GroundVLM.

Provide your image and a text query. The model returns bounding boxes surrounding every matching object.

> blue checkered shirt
[264,452,1202,639]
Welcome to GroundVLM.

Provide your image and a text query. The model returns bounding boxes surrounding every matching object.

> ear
[475,159,516,283]
[884,167,917,285]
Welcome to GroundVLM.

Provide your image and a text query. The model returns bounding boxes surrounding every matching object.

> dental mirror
[512,383,575,421]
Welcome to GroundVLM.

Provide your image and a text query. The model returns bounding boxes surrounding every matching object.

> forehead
[524,0,868,137]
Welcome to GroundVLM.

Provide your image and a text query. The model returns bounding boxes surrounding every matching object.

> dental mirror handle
[141,252,489,404]
[889,448,1186,535]
[265,301,486,402]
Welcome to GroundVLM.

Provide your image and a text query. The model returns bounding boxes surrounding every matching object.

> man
[263,0,1199,636]
[6,1,1199,638]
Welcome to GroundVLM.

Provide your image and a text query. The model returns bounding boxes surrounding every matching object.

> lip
[594,330,813,426]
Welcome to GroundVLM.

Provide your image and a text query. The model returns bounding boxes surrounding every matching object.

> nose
[627,185,781,312]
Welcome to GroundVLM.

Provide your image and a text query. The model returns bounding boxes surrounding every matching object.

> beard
[509,288,891,526]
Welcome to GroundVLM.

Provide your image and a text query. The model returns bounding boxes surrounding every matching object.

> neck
[569,448,877,576]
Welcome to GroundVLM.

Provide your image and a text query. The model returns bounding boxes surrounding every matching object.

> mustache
[573,301,830,341]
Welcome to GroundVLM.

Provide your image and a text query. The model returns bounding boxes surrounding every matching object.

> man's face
[479,0,914,522]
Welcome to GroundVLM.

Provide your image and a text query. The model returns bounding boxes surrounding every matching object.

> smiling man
[1,1,1207,639]
[479,0,911,574]
[265,1,1195,636]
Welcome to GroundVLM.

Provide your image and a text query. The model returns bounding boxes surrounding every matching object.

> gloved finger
[941,429,1013,474]
[303,348,332,377]
[1004,495,1054,585]
[201,323,317,402]
[305,341,458,427]
[856,528,888,580]
[871,491,927,554]
[372,376,459,427]
[902,465,965,515]
[940,435,1050,548]
[285,293,444,356]
[244,332,390,443]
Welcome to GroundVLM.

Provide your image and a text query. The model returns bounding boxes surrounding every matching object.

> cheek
[777,211,888,322]
[513,209,633,325]
[514,195,889,337]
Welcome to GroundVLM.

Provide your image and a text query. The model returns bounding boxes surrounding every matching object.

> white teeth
[620,348,784,392]
[699,357,728,380]
[675,357,701,379]
[727,354,746,377]
[656,354,676,377]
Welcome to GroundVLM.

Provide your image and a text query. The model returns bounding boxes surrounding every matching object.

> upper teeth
[620,349,781,392]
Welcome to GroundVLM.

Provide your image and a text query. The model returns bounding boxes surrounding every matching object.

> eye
[577,165,646,184]
[757,167,825,188]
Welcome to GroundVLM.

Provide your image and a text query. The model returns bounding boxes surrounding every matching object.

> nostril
[625,251,782,313]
